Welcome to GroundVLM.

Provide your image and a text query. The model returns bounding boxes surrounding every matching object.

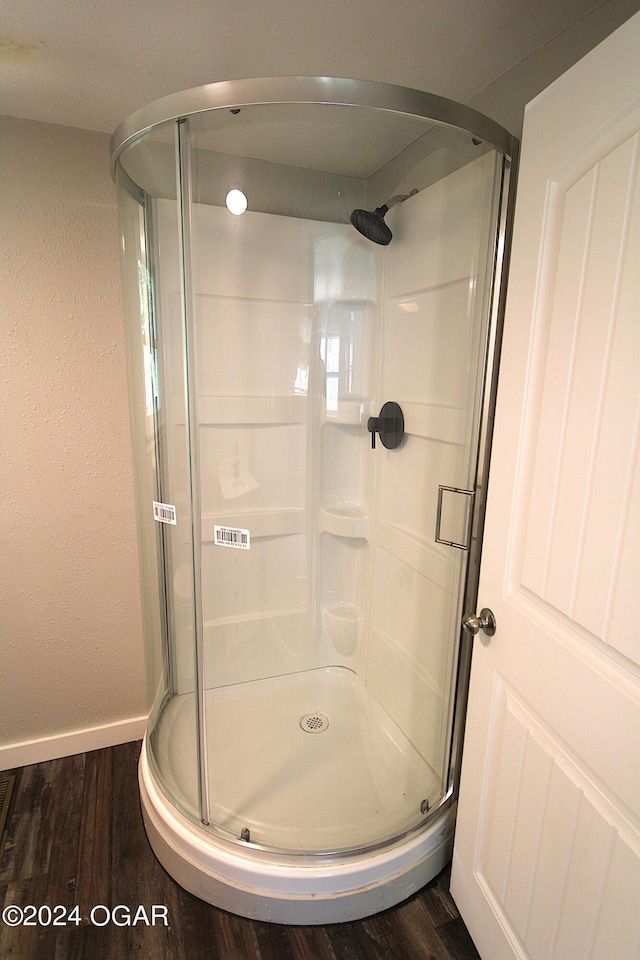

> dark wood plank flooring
[0,742,480,959]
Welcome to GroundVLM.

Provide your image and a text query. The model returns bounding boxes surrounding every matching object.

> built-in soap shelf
[198,395,307,426]
[201,508,305,542]
[193,395,371,429]
[319,505,370,540]
[322,398,371,426]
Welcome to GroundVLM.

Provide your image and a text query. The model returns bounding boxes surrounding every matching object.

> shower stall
[111,77,516,923]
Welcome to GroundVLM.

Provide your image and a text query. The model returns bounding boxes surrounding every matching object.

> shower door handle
[462,608,496,637]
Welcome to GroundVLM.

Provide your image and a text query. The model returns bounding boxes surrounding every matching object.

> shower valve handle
[367,401,404,450]
[367,416,379,448]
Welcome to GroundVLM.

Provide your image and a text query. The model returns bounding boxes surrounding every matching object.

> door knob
[462,607,496,637]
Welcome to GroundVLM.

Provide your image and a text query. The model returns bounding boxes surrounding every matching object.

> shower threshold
[153,666,441,852]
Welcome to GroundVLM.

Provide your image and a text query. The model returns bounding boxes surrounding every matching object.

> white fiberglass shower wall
[112,79,516,922]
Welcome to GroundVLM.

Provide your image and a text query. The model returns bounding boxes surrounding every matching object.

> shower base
[141,667,455,923]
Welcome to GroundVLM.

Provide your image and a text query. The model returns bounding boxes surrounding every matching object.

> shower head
[350,190,418,245]
[350,206,393,245]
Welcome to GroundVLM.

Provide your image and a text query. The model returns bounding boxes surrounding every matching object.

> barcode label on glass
[153,501,177,525]
[214,525,250,550]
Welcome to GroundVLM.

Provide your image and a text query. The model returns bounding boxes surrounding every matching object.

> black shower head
[349,190,418,246]
[350,205,392,245]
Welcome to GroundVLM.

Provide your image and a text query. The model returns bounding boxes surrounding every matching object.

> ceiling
[1,0,639,138]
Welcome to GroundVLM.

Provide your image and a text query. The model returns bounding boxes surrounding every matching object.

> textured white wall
[0,115,146,758]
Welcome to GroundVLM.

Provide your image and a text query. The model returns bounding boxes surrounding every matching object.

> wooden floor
[0,741,480,960]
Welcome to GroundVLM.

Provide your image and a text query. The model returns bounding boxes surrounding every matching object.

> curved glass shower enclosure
[111,78,516,923]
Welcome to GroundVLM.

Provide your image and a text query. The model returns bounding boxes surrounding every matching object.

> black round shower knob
[367,401,405,450]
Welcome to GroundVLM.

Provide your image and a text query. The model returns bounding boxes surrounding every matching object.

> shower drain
[300,712,329,734]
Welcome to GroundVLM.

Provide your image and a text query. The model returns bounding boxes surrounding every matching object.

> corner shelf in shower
[319,505,370,540]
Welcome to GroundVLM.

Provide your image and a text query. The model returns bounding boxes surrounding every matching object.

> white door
[451,12,640,960]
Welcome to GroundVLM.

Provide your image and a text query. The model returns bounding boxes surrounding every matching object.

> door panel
[451,12,640,960]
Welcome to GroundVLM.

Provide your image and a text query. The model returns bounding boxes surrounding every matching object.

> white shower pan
[141,669,455,923]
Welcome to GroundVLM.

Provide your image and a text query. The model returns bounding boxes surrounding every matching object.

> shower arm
[382,189,418,211]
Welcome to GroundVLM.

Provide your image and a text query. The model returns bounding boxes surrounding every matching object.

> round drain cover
[300,712,329,734]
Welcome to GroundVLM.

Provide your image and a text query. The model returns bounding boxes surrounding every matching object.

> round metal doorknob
[462,607,496,637]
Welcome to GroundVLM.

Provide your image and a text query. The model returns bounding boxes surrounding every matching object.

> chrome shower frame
[110,76,516,171]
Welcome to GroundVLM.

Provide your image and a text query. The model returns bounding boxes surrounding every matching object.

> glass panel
[180,102,503,851]
[116,124,202,822]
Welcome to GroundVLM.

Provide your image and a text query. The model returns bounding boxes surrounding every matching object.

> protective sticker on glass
[153,501,177,524]
[214,525,250,550]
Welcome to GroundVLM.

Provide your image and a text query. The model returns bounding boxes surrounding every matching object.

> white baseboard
[0,715,148,770]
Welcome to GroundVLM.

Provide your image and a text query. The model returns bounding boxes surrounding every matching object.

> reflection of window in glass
[294,365,309,396]
[321,334,340,412]
[347,340,355,395]
[325,336,340,373]
[325,377,339,412]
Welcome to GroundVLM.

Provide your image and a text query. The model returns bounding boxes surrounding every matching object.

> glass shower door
[115,128,204,826]
[176,104,505,852]
[368,153,501,809]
